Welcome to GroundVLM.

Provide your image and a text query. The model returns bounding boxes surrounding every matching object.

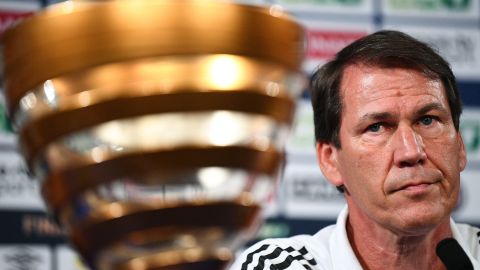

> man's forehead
[340,65,446,101]
[339,65,451,117]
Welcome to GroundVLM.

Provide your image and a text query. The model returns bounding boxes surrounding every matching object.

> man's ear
[315,142,344,187]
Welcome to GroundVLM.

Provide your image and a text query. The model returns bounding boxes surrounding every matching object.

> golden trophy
[1,1,305,269]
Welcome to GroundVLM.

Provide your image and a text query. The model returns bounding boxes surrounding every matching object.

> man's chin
[387,209,451,236]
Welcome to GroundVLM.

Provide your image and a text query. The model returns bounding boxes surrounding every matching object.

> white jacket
[230,207,480,270]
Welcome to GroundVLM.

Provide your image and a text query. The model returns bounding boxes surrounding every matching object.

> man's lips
[386,169,443,194]
[388,176,441,193]
[397,181,436,191]
[402,183,433,191]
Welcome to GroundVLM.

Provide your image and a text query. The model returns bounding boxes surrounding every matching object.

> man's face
[325,65,466,235]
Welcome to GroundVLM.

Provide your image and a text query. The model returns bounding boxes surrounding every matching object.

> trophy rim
[2,0,305,114]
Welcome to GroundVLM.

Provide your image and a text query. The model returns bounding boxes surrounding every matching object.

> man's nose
[393,125,427,167]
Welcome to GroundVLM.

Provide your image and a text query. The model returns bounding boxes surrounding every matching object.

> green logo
[289,105,316,150]
[256,222,290,239]
[388,0,470,10]
[442,0,470,9]
[460,120,479,153]
[280,0,361,5]
[0,104,14,134]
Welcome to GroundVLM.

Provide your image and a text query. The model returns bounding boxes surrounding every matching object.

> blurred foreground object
[1,0,305,269]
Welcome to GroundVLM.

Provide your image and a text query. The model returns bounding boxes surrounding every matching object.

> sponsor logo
[307,30,367,60]
[0,153,43,210]
[461,119,480,156]
[302,26,371,89]
[0,245,49,270]
[421,34,478,67]
[23,215,67,238]
[0,11,34,35]
[256,222,290,239]
[0,160,37,199]
[288,101,315,151]
[4,247,42,270]
[0,104,13,135]
[290,175,343,202]
[279,0,362,5]
[387,0,471,11]
[460,110,480,163]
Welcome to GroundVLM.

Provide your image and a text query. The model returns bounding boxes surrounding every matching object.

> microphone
[436,238,473,270]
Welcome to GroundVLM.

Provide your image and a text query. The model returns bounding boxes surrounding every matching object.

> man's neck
[346,204,452,270]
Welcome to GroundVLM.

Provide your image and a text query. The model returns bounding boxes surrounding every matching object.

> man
[231,30,480,269]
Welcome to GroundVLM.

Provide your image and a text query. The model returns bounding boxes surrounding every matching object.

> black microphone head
[436,238,473,270]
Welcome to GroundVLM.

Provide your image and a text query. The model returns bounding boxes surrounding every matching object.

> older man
[231,30,480,270]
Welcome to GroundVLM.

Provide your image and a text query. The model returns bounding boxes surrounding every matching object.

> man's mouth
[394,181,438,194]
[389,176,440,193]
[403,183,431,190]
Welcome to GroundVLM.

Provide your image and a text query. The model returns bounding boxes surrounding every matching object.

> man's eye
[367,123,382,132]
[419,116,434,126]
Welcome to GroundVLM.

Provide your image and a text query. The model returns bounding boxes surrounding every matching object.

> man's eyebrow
[358,103,448,124]
[359,112,395,123]
[415,102,449,117]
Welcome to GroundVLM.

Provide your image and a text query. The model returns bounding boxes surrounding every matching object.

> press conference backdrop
[0,0,479,269]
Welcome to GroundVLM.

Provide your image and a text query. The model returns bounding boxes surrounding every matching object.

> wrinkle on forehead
[341,65,444,105]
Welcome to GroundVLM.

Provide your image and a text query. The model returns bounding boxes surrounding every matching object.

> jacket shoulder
[456,223,480,258]
[229,235,321,270]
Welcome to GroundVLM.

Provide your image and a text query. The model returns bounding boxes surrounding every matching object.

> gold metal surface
[42,145,281,211]
[113,252,230,270]
[2,0,304,113]
[20,91,294,165]
[111,249,232,270]
[70,202,260,264]
[14,55,303,125]
[1,1,305,269]
[39,111,287,174]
